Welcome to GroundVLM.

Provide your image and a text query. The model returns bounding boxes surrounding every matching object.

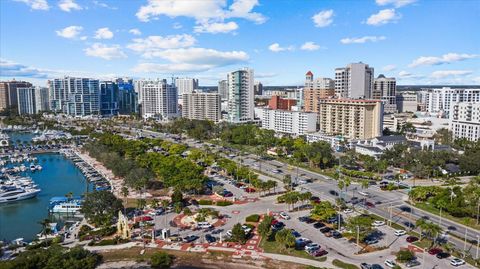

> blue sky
[1,0,479,86]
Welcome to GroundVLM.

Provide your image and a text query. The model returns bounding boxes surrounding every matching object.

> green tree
[38,218,52,240]
[310,201,336,221]
[396,249,415,262]
[150,252,173,269]
[258,215,273,237]
[171,189,183,204]
[231,223,246,244]
[275,228,296,249]
[346,215,374,241]
[80,190,124,226]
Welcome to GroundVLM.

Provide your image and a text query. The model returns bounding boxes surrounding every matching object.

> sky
[0,0,479,86]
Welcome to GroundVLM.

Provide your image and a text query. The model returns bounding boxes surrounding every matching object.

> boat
[36,165,42,171]
[0,185,41,203]
[30,164,36,172]
[19,165,27,172]
[49,197,83,213]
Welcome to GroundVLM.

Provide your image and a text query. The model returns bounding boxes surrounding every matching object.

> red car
[428,248,442,255]
[245,187,256,193]
[135,216,153,222]
[310,249,328,257]
[406,236,419,243]
[365,201,375,208]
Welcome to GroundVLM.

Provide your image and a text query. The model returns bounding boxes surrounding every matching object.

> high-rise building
[138,79,178,120]
[116,78,137,115]
[396,91,418,113]
[373,74,396,113]
[175,78,198,97]
[335,62,374,99]
[0,80,32,112]
[254,81,263,95]
[421,87,480,117]
[303,71,335,113]
[49,77,100,116]
[268,95,296,110]
[261,107,317,136]
[449,102,480,141]
[16,87,36,115]
[34,87,49,113]
[182,92,221,123]
[227,68,254,123]
[100,81,119,116]
[318,99,383,139]
[218,80,228,100]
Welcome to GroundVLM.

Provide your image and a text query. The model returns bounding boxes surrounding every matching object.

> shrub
[216,200,233,206]
[198,200,213,205]
[245,214,260,222]
[396,249,415,262]
[150,251,173,269]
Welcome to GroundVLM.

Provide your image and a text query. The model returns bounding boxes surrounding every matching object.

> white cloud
[13,0,49,10]
[84,43,127,60]
[397,70,425,80]
[268,43,294,52]
[376,0,416,8]
[255,72,277,78]
[0,58,49,78]
[227,0,267,24]
[366,9,400,25]
[129,28,142,36]
[430,70,473,79]
[194,21,238,34]
[127,35,197,57]
[300,42,321,51]
[312,9,334,28]
[55,26,83,39]
[340,36,386,44]
[132,48,249,73]
[94,27,114,39]
[409,53,479,67]
[93,0,117,10]
[382,64,397,71]
[58,0,82,12]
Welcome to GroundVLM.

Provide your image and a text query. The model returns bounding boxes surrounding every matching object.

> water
[0,133,89,242]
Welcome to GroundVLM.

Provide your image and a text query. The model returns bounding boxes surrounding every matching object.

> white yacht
[30,164,36,172]
[49,200,82,213]
[0,185,41,203]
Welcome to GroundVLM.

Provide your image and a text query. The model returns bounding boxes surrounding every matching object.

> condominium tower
[48,77,100,116]
[34,87,49,113]
[0,80,32,112]
[16,87,36,115]
[420,87,480,118]
[335,62,374,99]
[304,71,335,113]
[182,92,221,123]
[227,68,255,123]
[138,79,178,120]
[261,108,317,136]
[373,74,396,113]
[449,102,480,141]
[175,78,198,97]
[218,80,228,100]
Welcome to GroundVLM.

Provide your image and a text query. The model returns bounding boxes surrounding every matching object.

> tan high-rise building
[318,99,383,139]
[303,71,335,112]
[182,92,221,123]
[373,74,396,114]
[0,80,32,112]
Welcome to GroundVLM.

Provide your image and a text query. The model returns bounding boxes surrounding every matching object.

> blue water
[0,133,89,242]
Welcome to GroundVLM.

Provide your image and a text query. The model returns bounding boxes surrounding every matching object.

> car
[365,201,375,208]
[436,252,450,259]
[226,230,232,237]
[291,230,301,238]
[313,222,325,229]
[271,222,285,231]
[310,196,321,203]
[319,227,332,234]
[394,230,407,236]
[428,248,442,255]
[298,216,311,222]
[372,220,385,227]
[406,260,421,267]
[359,191,370,197]
[198,222,213,229]
[304,243,320,252]
[332,230,342,239]
[241,225,252,234]
[360,263,372,269]
[329,190,339,196]
[305,218,316,224]
[406,236,419,243]
[384,260,396,268]
[370,265,384,269]
[343,208,354,214]
[244,187,256,193]
[310,249,328,257]
[296,237,311,244]
[223,191,233,197]
[279,212,291,220]
[183,235,199,243]
[364,238,379,245]
[450,258,465,266]
[205,234,216,243]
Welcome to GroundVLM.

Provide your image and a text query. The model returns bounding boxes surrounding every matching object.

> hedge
[198,200,213,205]
[216,200,233,206]
[245,214,260,222]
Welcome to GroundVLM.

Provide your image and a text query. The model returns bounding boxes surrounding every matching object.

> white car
[343,208,353,214]
[197,222,212,229]
[372,220,385,227]
[358,191,370,197]
[242,225,252,234]
[394,229,407,236]
[226,230,232,237]
[280,212,291,220]
[384,259,396,268]
[450,258,465,266]
[304,243,320,251]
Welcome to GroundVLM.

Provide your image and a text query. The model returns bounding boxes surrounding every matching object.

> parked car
[329,190,339,196]
[304,243,320,252]
[291,229,301,238]
[244,187,256,193]
[436,252,450,259]
[313,222,325,229]
[343,208,353,214]
[365,238,379,245]
[183,235,199,243]
[406,236,419,243]
[384,260,396,268]
[332,230,342,239]
[298,216,311,222]
[205,234,216,243]
[319,227,332,234]
[365,201,375,208]
[450,258,465,266]
[372,220,385,227]
[310,249,328,257]
[394,230,407,236]
[406,260,421,267]
[360,263,371,269]
[279,212,291,220]
[359,191,370,197]
[428,248,442,255]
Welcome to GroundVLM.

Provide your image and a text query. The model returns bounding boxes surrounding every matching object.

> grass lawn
[412,202,480,231]
[331,259,359,269]
[259,236,327,262]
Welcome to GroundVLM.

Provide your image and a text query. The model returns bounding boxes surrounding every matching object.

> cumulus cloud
[430,70,473,79]
[0,58,49,78]
[194,21,239,34]
[312,9,334,27]
[94,27,114,39]
[366,9,400,25]
[409,53,479,67]
[93,0,117,10]
[268,43,294,52]
[129,28,142,36]
[300,42,321,51]
[56,26,83,39]
[58,0,82,12]
[13,0,49,10]
[127,35,197,57]
[382,64,397,71]
[227,0,267,24]
[84,43,127,60]
[340,36,386,44]
[376,0,416,8]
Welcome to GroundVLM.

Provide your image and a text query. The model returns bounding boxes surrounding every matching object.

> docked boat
[0,185,41,203]
[49,197,83,213]
[36,165,42,171]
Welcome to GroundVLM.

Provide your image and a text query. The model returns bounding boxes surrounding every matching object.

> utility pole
[356,225,360,252]
[476,235,479,259]
[463,228,468,252]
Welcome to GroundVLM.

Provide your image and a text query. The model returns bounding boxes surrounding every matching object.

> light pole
[422,248,426,269]
[356,225,360,253]
[476,235,479,259]
[463,228,468,252]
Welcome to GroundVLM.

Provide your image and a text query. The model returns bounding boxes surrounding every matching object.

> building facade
[182,92,221,123]
[268,95,296,110]
[175,78,198,97]
[261,108,317,136]
[138,79,178,120]
[421,87,480,117]
[16,87,36,115]
[449,102,480,141]
[335,62,374,99]
[218,80,228,101]
[100,81,119,116]
[227,68,255,123]
[117,79,137,115]
[34,87,49,113]
[304,71,335,113]
[396,91,418,113]
[373,74,396,113]
[0,80,32,112]
[49,77,100,116]
[318,99,383,139]
[254,81,263,95]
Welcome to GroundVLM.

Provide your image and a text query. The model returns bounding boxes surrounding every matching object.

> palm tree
[150,198,159,209]
[121,186,129,211]
[415,218,427,241]
[38,218,52,240]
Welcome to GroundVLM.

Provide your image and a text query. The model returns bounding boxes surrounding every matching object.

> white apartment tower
[449,102,480,141]
[227,68,255,123]
[261,108,317,136]
[16,87,36,115]
[421,87,480,118]
[182,92,221,123]
[218,80,228,100]
[335,62,374,99]
[34,87,49,113]
[48,77,100,116]
[374,74,397,113]
[175,78,198,97]
[138,79,178,121]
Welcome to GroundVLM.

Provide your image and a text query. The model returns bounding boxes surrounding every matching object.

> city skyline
[1,0,479,86]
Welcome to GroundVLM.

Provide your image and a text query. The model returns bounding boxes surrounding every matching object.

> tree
[171,189,183,205]
[150,252,173,269]
[150,198,159,209]
[38,218,52,240]
[231,223,246,244]
[137,198,146,210]
[121,186,129,210]
[258,215,273,237]
[396,249,415,262]
[275,228,296,249]
[80,190,124,226]
[346,215,374,241]
[283,174,292,190]
[310,201,336,221]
